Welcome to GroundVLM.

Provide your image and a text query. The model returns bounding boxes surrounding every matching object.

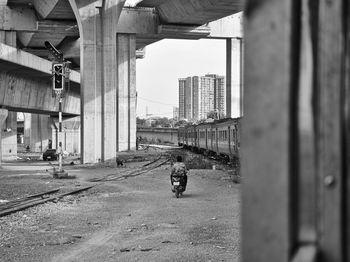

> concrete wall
[137,127,178,144]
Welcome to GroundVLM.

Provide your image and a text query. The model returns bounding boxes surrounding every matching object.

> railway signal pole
[45,41,70,178]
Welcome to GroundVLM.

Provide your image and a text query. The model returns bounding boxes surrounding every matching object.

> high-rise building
[193,76,215,120]
[178,78,186,120]
[206,74,226,117]
[184,77,192,120]
[179,74,225,121]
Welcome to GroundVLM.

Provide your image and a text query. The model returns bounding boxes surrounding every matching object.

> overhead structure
[0,0,243,163]
[136,0,242,25]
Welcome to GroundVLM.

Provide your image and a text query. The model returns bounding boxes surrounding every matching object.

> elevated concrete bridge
[0,0,243,163]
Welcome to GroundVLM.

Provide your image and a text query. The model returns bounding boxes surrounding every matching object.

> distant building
[178,74,226,121]
[206,74,226,117]
[184,77,193,120]
[173,107,179,121]
[192,76,215,120]
[178,78,186,120]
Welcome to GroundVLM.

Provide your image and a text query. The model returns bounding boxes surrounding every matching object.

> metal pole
[58,96,63,172]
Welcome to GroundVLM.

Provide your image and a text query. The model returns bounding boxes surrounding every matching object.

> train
[178,118,240,161]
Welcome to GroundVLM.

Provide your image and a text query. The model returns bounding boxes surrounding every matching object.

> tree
[137,117,146,127]
[207,110,218,119]
[207,110,226,120]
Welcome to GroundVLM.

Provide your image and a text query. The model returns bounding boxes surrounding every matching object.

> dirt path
[0,159,240,262]
[49,168,241,262]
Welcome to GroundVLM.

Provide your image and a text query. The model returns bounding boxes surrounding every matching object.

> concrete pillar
[0,31,16,46]
[52,116,81,155]
[117,34,136,152]
[0,31,17,160]
[0,109,8,166]
[2,112,17,160]
[226,37,243,118]
[24,113,52,152]
[63,117,80,155]
[69,0,137,163]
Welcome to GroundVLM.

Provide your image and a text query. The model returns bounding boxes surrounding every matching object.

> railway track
[0,157,170,217]
[0,186,93,217]
[89,157,170,182]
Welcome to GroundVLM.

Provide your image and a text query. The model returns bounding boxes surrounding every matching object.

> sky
[136,39,227,119]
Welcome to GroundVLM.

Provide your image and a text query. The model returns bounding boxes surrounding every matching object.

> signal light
[52,63,64,91]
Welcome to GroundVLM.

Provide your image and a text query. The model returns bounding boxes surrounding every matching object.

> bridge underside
[0,0,243,163]
[0,43,80,116]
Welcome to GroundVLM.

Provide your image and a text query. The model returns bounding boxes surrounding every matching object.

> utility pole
[45,41,70,178]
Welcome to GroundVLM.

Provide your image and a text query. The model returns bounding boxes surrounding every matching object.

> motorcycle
[171,175,186,198]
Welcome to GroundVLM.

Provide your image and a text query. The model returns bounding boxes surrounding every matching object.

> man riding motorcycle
[170,156,188,195]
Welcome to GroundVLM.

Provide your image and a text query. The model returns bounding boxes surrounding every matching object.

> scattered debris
[140,248,154,252]
[161,240,174,244]
[116,158,124,167]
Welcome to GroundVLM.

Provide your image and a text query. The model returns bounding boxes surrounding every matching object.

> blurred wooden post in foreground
[242,0,348,261]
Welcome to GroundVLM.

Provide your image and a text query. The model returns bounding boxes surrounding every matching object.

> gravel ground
[0,149,241,262]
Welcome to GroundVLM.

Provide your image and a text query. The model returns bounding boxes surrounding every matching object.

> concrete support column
[226,37,243,118]
[0,31,17,160]
[117,34,136,152]
[24,113,52,152]
[0,31,16,46]
[0,109,8,166]
[2,112,17,160]
[69,0,133,163]
[52,116,81,155]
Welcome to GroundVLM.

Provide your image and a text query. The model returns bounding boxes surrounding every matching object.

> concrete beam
[0,5,37,31]
[117,7,158,34]
[207,13,243,39]
[11,6,237,50]
[59,37,80,59]
[137,0,243,25]
[37,20,78,36]
[0,43,80,83]
[158,24,210,39]
[33,0,75,20]
[33,0,57,18]
[0,71,80,115]
[59,37,145,61]
[17,31,66,47]
[21,47,49,57]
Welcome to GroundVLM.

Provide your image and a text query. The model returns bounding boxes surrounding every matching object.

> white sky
[136,39,227,118]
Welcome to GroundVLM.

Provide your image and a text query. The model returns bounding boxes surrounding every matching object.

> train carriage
[178,118,240,160]
[197,123,211,153]
[177,126,186,146]
[216,118,238,157]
